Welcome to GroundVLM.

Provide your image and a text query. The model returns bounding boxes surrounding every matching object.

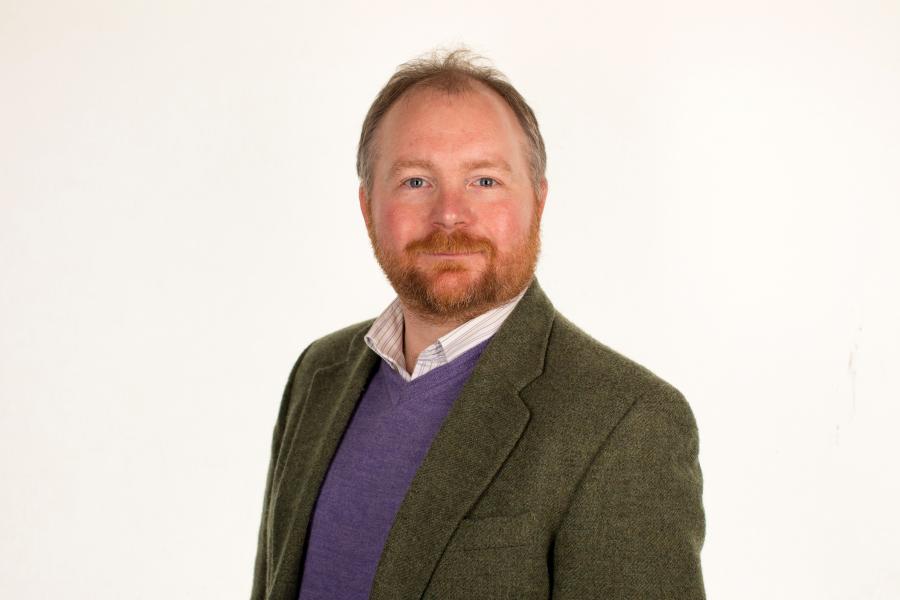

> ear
[358,185,371,229]
[535,177,548,221]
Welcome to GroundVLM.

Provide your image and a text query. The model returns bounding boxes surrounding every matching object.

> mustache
[405,230,496,256]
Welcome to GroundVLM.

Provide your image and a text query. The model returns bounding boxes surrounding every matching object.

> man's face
[360,83,547,322]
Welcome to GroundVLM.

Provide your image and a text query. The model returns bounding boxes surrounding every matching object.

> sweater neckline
[377,337,492,392]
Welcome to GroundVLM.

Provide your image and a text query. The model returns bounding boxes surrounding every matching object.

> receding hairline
[390,76,520,120]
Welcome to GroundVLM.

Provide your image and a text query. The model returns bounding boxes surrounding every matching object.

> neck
[400,306,466,374]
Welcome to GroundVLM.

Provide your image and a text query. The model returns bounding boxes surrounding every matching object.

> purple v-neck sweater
[296,338,492,600]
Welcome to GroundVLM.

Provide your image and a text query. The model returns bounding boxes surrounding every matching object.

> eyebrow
[388,158,514,176]
[461,159,513,173]
[389,159,435,175]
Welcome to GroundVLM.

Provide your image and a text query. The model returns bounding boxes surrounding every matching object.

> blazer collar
[269,279,555,599]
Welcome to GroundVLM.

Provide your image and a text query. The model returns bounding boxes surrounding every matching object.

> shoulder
[531,311,695,434]
[545,312,681,397]
[276,318,375,420]
[296,319,374,370]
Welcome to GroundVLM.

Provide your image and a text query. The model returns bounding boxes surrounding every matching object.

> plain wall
[2,1,898,598]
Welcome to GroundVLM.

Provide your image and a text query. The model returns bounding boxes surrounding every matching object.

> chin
[424,267,481,294]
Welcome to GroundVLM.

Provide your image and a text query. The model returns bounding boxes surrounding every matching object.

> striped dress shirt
[364,288,527,382]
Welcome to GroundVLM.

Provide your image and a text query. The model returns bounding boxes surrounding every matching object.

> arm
[552,387,706,599]
[250,348,308,600]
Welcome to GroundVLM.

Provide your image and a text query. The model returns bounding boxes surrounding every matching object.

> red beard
[367,211,541,323]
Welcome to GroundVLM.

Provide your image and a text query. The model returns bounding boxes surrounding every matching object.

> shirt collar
[364,288,527,381]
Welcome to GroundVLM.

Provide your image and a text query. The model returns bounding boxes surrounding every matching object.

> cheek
[479,204,532,251]
[374,203,425,249]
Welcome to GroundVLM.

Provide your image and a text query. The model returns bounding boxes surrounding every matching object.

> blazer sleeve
[250,348,309,600]
[551,387,706,599]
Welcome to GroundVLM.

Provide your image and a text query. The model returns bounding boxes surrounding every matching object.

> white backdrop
[2,1,898,598]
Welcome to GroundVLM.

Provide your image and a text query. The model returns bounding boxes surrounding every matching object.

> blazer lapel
[267,334,380,599]
[369,280,555,600]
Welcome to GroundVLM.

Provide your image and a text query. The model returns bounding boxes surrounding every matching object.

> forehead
[374,82,529,167]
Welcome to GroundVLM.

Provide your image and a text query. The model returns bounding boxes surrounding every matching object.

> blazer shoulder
[278,318,375,423]
[544,311,688,416]
[521,312,700,481]
[297,318,375,371]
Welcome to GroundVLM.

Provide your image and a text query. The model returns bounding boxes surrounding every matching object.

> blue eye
[405,177,426,188]
[476,177,496,187]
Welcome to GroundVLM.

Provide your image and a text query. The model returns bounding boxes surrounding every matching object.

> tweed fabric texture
[250,280,705,599]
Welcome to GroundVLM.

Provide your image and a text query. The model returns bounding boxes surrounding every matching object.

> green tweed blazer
[250,280,705,599]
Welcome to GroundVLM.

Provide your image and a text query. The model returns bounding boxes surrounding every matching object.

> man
[251,49,705,600]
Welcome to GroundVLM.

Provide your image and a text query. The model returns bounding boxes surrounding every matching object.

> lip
[423,252,482,257]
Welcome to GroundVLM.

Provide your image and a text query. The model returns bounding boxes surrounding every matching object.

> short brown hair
[356,48,547,197]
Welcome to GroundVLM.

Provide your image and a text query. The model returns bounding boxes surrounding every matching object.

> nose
[431,184,472,230]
